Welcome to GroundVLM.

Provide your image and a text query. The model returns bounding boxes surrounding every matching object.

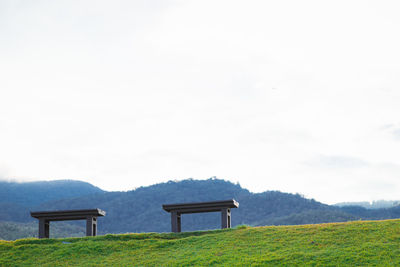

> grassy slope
[1,220,399,266]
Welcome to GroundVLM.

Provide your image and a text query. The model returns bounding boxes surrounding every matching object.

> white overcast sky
[1,0,400,204]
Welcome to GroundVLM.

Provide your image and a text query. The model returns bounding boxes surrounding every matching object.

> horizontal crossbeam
[31,209,105,220]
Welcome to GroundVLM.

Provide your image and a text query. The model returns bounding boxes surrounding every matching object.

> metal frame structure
[30,209,106,238]
[162,199,239,233]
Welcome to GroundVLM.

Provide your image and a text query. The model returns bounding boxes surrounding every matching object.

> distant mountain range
[1,178,400,240]
[0,180,104,206]
[0,180,103,222]
[334,200,400,209]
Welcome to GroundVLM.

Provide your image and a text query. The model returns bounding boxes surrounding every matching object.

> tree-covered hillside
[0,180,104,208]
[33,179,355,233]
[2,178,400,240]
[0,180,104,227]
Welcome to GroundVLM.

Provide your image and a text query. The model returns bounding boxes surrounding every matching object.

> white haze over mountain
[1,0,400,204]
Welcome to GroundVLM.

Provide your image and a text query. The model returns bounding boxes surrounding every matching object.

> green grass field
[1,220,399,266]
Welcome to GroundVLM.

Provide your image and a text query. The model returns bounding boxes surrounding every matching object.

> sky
[1,0,400,204]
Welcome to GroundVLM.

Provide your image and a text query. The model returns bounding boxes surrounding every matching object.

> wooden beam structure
[162,199,239,233]
[30,209,106,238]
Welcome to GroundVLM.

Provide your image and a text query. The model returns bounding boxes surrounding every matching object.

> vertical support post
[86,216,97,236]
[38,218,50,238]
[177,212,181,232]
[93,218,97,236]
[228,208,231,228]
[221,208,231,229]
[171,211,181,233]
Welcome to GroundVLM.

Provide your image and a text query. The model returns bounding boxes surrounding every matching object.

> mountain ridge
[0,179,104,208]
[1,178,400,240]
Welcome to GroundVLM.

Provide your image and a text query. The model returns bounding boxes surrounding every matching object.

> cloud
[0,163,11,180]
[1,0,400,203]
[380,123,400,141]
[304,155,369,169]
[392,128,400,140]
[352,180,398,197]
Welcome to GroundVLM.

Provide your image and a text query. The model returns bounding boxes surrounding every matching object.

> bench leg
[221,208,231,229]
[171,211,181,233]
[86,216,97,236]
[39,218,50,238]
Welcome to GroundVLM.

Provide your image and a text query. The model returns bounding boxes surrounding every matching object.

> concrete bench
[30,209,106,238]
[162,199,239,232]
